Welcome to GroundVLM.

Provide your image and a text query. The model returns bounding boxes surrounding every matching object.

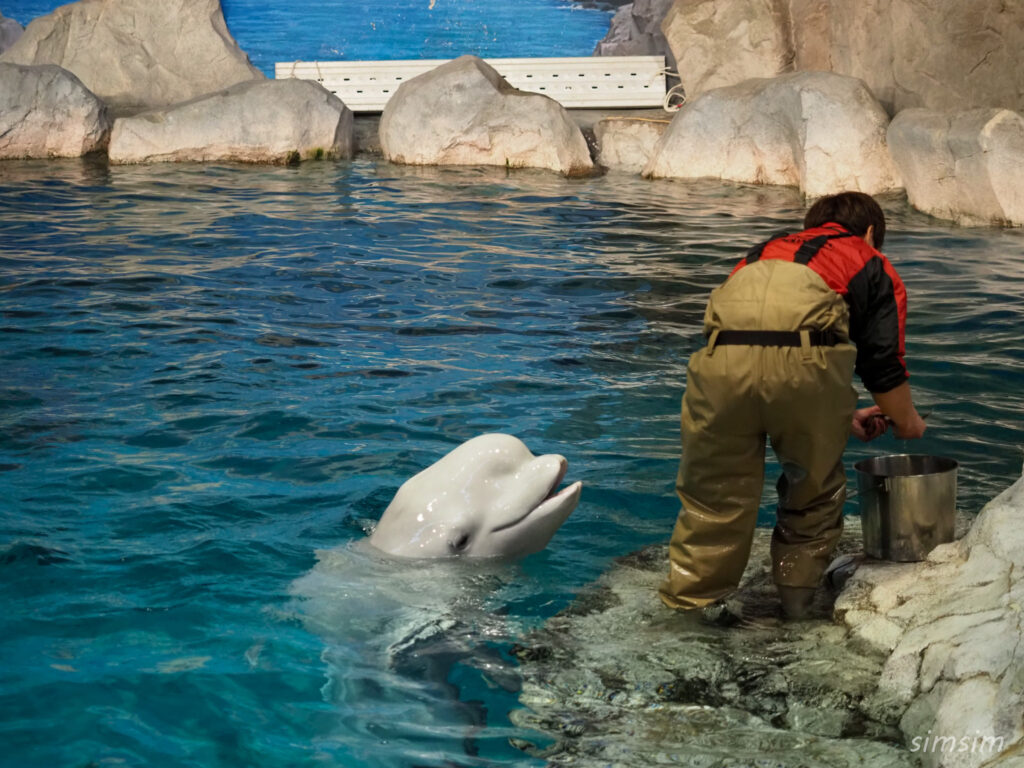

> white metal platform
[274,56,667,112]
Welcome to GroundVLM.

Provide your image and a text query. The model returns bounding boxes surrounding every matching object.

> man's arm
[871,380,927,439]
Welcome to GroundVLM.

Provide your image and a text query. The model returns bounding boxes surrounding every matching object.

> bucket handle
[848,476,891,500]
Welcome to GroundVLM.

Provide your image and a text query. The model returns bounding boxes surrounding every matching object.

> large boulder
[0,62,110,158]
[379,55,594,178]
[834,470,1024,767]
[108,79,353,165]
[660,0,791,99]
[594,0,676,70]
[0,0,263,114]
[643,71,901,198]
[0,11,22,55]
[887,109,1024,227]
[659,0,1024,115]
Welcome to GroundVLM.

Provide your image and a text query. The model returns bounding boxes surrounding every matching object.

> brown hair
[804,191,886,249]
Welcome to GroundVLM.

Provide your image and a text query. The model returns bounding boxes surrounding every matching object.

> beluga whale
[289,434,582,763]
[368,433,583,559]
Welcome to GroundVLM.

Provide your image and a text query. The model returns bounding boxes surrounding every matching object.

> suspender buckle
[799,329,813,361]
[706,329,720,357]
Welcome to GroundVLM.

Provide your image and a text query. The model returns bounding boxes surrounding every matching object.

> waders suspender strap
[792,231,854,265]
[744,230,790,264]
[745,229,854,266]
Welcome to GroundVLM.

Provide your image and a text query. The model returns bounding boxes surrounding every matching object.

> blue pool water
[1,158,1023,768]
[1,0,615,76]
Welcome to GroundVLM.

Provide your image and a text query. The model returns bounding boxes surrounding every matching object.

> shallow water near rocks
[1,158,1023,767]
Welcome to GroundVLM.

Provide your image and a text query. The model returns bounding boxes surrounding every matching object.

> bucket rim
[853,453,958,478]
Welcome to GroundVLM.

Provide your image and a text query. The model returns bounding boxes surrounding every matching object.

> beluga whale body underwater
[288,434,583,758]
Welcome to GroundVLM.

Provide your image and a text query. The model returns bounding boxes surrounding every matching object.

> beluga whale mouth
[368,434,582,559]
[491,459,581,534]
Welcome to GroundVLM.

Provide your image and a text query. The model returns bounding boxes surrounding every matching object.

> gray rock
[0,62,110,159]
[594,0,676,70]
[0,0,263,114]
[379,55,593,178]
[594,115,669,173]
[643,71,901,197]
[887,108,1024,227]
[108,79,352,165]
[0,11,22,55]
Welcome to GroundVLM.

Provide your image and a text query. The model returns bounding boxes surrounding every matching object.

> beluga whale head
[368,434,582,559]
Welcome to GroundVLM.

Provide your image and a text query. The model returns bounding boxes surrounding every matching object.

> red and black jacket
[733,222,909,393]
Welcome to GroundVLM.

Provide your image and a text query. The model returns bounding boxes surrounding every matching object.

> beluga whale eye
[449,532,471,554]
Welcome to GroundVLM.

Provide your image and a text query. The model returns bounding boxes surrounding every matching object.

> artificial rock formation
[108,79,353,165]
[0,11,22,55]
[643,71,901,198]
[0,0,263,113]
[660,0,790,99]
[657,0,1024,115]
[594,116,669,174]
[510,472,1023,767]
[379,55,594,178]
[594,0,676,69]
[887,108,1024,227]
[807,0,1024,116]
[835,470,1024,767]
[0,63,111,159]
[510,528,917,767]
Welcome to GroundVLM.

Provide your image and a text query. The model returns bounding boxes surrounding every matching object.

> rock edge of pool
[508,471,1024,768]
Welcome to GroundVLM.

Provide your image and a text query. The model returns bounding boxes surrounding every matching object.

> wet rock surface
[108,79,352,165]
[510,526,920,767]
[887,108,1024,228]
[643,71,901,197]
[0,62,111,159]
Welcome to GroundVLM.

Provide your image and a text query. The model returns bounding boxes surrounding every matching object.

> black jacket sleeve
[846,257,908,393]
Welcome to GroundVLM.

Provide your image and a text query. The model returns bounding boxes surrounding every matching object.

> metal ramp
[274,56,667,112]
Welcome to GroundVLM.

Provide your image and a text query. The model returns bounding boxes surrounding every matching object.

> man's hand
[892,411,927,439]
[851,406,888,442]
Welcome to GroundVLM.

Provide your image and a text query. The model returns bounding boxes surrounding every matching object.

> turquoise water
[1,0,615,76]
[2,158,1024,768]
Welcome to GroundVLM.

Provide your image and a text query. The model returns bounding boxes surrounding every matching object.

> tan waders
[659,260,859,615]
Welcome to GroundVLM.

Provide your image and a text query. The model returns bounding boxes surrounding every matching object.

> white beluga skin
[369,433,582,558]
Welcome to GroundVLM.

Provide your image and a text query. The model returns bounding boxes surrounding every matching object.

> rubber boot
[778,585,816,620]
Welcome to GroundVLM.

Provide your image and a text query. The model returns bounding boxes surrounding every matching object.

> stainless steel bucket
[853,454,958,562]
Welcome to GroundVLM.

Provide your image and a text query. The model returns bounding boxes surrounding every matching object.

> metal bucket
[853,454,958,562]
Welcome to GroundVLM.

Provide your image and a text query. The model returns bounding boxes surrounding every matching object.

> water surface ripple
[1,159,1023,767]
